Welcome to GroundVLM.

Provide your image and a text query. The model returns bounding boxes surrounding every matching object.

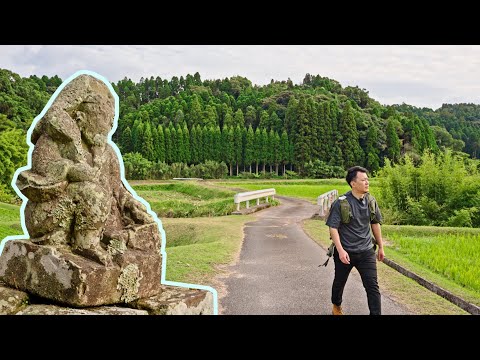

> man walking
[326,166,384,315]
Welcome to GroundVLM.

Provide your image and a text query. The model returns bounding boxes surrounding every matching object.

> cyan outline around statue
[0,70,218,313]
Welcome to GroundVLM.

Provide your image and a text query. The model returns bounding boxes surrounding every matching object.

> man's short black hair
[346,166,368,187]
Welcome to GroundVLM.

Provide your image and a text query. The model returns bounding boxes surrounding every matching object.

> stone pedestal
[0,284,214,315]
[131,286,214,315]
[0,239,161,307]
[0,285,29,314]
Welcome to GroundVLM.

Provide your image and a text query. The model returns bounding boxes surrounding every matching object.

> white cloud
[1,45,480,109]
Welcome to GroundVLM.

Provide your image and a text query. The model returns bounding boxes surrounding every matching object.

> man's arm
[371,223,384,262]
[330,227,350,265]
[326,200,350,264]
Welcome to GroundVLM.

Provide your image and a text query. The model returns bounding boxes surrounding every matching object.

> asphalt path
[221,196,410,315]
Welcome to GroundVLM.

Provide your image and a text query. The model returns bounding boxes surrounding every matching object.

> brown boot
[332,304,344,315]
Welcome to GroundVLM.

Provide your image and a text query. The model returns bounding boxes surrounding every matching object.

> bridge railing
[234,188,276,211]
[316,189,338,218]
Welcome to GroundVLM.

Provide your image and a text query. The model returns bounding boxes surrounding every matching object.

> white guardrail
[234,188,276,211]
[317,189,338,217]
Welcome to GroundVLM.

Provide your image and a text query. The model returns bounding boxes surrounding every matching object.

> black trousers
[332,247,381,315]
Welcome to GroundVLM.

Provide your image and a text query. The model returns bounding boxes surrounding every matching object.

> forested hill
[392,103,480,157]
[1,68,479,189]
[0,69,62,190]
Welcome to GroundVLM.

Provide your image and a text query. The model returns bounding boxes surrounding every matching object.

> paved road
[221,196,410,315]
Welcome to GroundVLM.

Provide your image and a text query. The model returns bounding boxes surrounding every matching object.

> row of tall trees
[121,122,293,176]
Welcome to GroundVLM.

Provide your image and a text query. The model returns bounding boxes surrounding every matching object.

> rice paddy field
[381,225,480,305]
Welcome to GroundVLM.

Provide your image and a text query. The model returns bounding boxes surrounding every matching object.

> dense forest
[1,68,480,191]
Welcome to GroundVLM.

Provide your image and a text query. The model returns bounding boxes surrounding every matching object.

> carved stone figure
[0,74,162,306]
[17,74,155,265]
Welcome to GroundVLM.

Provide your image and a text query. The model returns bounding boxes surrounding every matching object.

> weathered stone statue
[0,74,163,306]
[18,75,155,265]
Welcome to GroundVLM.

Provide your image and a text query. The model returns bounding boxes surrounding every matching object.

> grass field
[302,219,473,313]
[0,203,22,239]
[162,215,254,284]
[133,182,237,217]
[213,178,378,203]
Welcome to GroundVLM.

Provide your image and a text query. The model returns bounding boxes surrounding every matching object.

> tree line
[0,68,479,195]
[112,73,443,176]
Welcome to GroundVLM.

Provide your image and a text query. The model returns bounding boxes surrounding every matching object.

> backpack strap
[366,193,375,221]
[365,193,380,249]
[365,193,381,224]
[339,195,352,224]
[319,243,335,267]
[321,194,349,267]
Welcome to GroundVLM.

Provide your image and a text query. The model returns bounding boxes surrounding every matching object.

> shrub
[150,162,170,180]
[123,153,228,180]
[191,161,228,179]
[377,150,480,227]
[237,171,260,179]
[285,170,298,179]
[0,183,18,204]
[303,159,345,179]
[444,208,478,228]
[123,152,152,180]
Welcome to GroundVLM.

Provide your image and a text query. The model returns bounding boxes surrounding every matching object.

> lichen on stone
[0,286,30,314]
[52,197,75,229]
[117,264,143,303]
[74,210,89,231]
[107,239,126,256]
[0,242,26,277]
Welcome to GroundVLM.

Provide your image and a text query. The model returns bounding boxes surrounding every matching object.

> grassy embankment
[161,215,253,284]
[133,182,237,218]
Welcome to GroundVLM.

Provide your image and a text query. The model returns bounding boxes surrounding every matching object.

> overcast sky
[1,45,479,110]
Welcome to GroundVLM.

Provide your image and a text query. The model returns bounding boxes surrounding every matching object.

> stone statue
[0,74,162,306]
[17,75,153,265]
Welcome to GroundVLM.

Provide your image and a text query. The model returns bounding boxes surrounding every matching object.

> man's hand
[339,249,350,265]
[377,247,385,262]
[329,227,350,264]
